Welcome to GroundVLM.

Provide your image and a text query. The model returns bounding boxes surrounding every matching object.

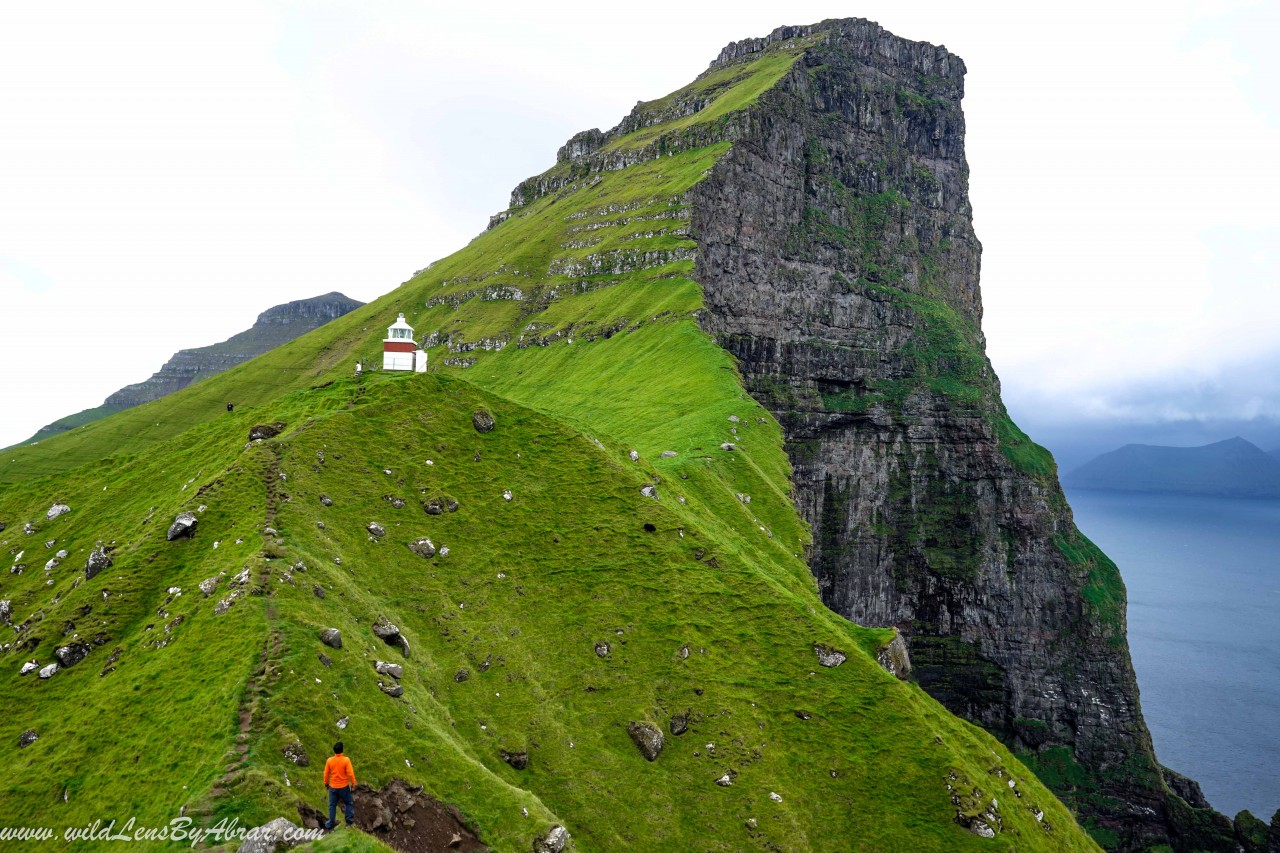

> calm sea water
[1064,489,1280,819]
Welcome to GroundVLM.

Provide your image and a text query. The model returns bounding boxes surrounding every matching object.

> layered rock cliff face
[675,19,1235,852]
[105,292,363,409]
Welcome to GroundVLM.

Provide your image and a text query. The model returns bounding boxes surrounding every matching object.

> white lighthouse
[383,313,427,372]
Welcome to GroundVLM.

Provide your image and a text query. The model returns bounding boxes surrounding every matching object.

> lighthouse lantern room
[383,313,427,372]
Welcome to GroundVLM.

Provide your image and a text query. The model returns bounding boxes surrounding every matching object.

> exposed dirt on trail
[298,779,487,852]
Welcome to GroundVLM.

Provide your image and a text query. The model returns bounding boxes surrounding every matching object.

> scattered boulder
[960,817,996,839]
[367,522,386,538]
[235,816,305,853]
[385,496,407,509]
[794,710,812,720]
[670,713,688,736]
[629,449,639,462]
[422,496,459,515]
[720,443,736,452]
[500,749,528,770]
[0,599,10,626]
[46,504,71,521]
[660,450,678,458]
[876,633,912,680]
[38,663,59,679]
[814,643,847,668]
[715,774,733,787]
[84,546,113,580]
[454,669,469,682]
[375,661,403,679]
[379,683,404,698]
[54,642,91,668]
[312,585,325,599]
[320,495,333,507]
[534,825,568,853]
[282,742,309,766]
[336,716,349,729]
[18,729,38,748]
[408,538,436,558]
[247,423,286,442]
[319,628,343,650]
[20,660,38,676]
[197,575,220,597]
[627,721,664,761]
[594,642,609,658]
[167,512,199,541]
[373,617,410,658]
[640,485,658,499]
[318,654,332,668]
[471,409,495,433]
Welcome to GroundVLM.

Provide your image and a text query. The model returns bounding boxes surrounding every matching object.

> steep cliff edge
[680,19,1241,852]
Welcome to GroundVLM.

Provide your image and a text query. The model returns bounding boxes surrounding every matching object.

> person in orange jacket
[323,741,356,830]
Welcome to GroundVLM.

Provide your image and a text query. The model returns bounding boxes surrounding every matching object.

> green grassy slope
[0,34,1099,851]
[2,375,1093,851]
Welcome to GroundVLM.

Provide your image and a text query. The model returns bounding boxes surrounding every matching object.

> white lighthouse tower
[383,313,427,372]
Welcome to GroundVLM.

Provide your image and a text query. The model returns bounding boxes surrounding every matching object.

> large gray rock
[876,633,912,679]
[199,575,221,597]
[472,409,495,433]
[813,643,846,668]
[366,521,385,538]
[248,422,286,442]
[375,660,403,679]
[318,628,342,650]
[627,721,664,761]
[379,682,404,698]
[0,599,10,626]
[54,642,91,668]
[38,663,59,679]
[46,504,71,521]
[534,825,568,853]
[18,729,38,748]
[85,546,112,580]
[235,816,306,853]
[407,537,436,558]
[372,617,410,658]
[166,512,198,541]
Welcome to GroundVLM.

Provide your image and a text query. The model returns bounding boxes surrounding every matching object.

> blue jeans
[326,786,354,828]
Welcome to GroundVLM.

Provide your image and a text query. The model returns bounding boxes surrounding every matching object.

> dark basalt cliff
[677,19,1239,852]
[105,292,364,409]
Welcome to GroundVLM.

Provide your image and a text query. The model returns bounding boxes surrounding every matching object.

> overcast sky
[2,0,1277,452]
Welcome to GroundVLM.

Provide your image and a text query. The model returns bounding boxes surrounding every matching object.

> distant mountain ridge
[15,291,362,447]
[1064,437,1280,498]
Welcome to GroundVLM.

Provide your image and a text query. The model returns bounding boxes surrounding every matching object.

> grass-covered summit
[0,20,1102,853]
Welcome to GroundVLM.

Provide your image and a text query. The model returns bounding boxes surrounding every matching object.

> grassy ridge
[1,375,1096,851]
[1,36,1099,851]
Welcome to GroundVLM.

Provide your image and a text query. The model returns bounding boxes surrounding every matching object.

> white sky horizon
[2,0,1277,451]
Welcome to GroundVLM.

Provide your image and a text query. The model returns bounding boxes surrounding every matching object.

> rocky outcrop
[670,18,1236,851]
[18,293,362,446]
[105,293,362,410]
